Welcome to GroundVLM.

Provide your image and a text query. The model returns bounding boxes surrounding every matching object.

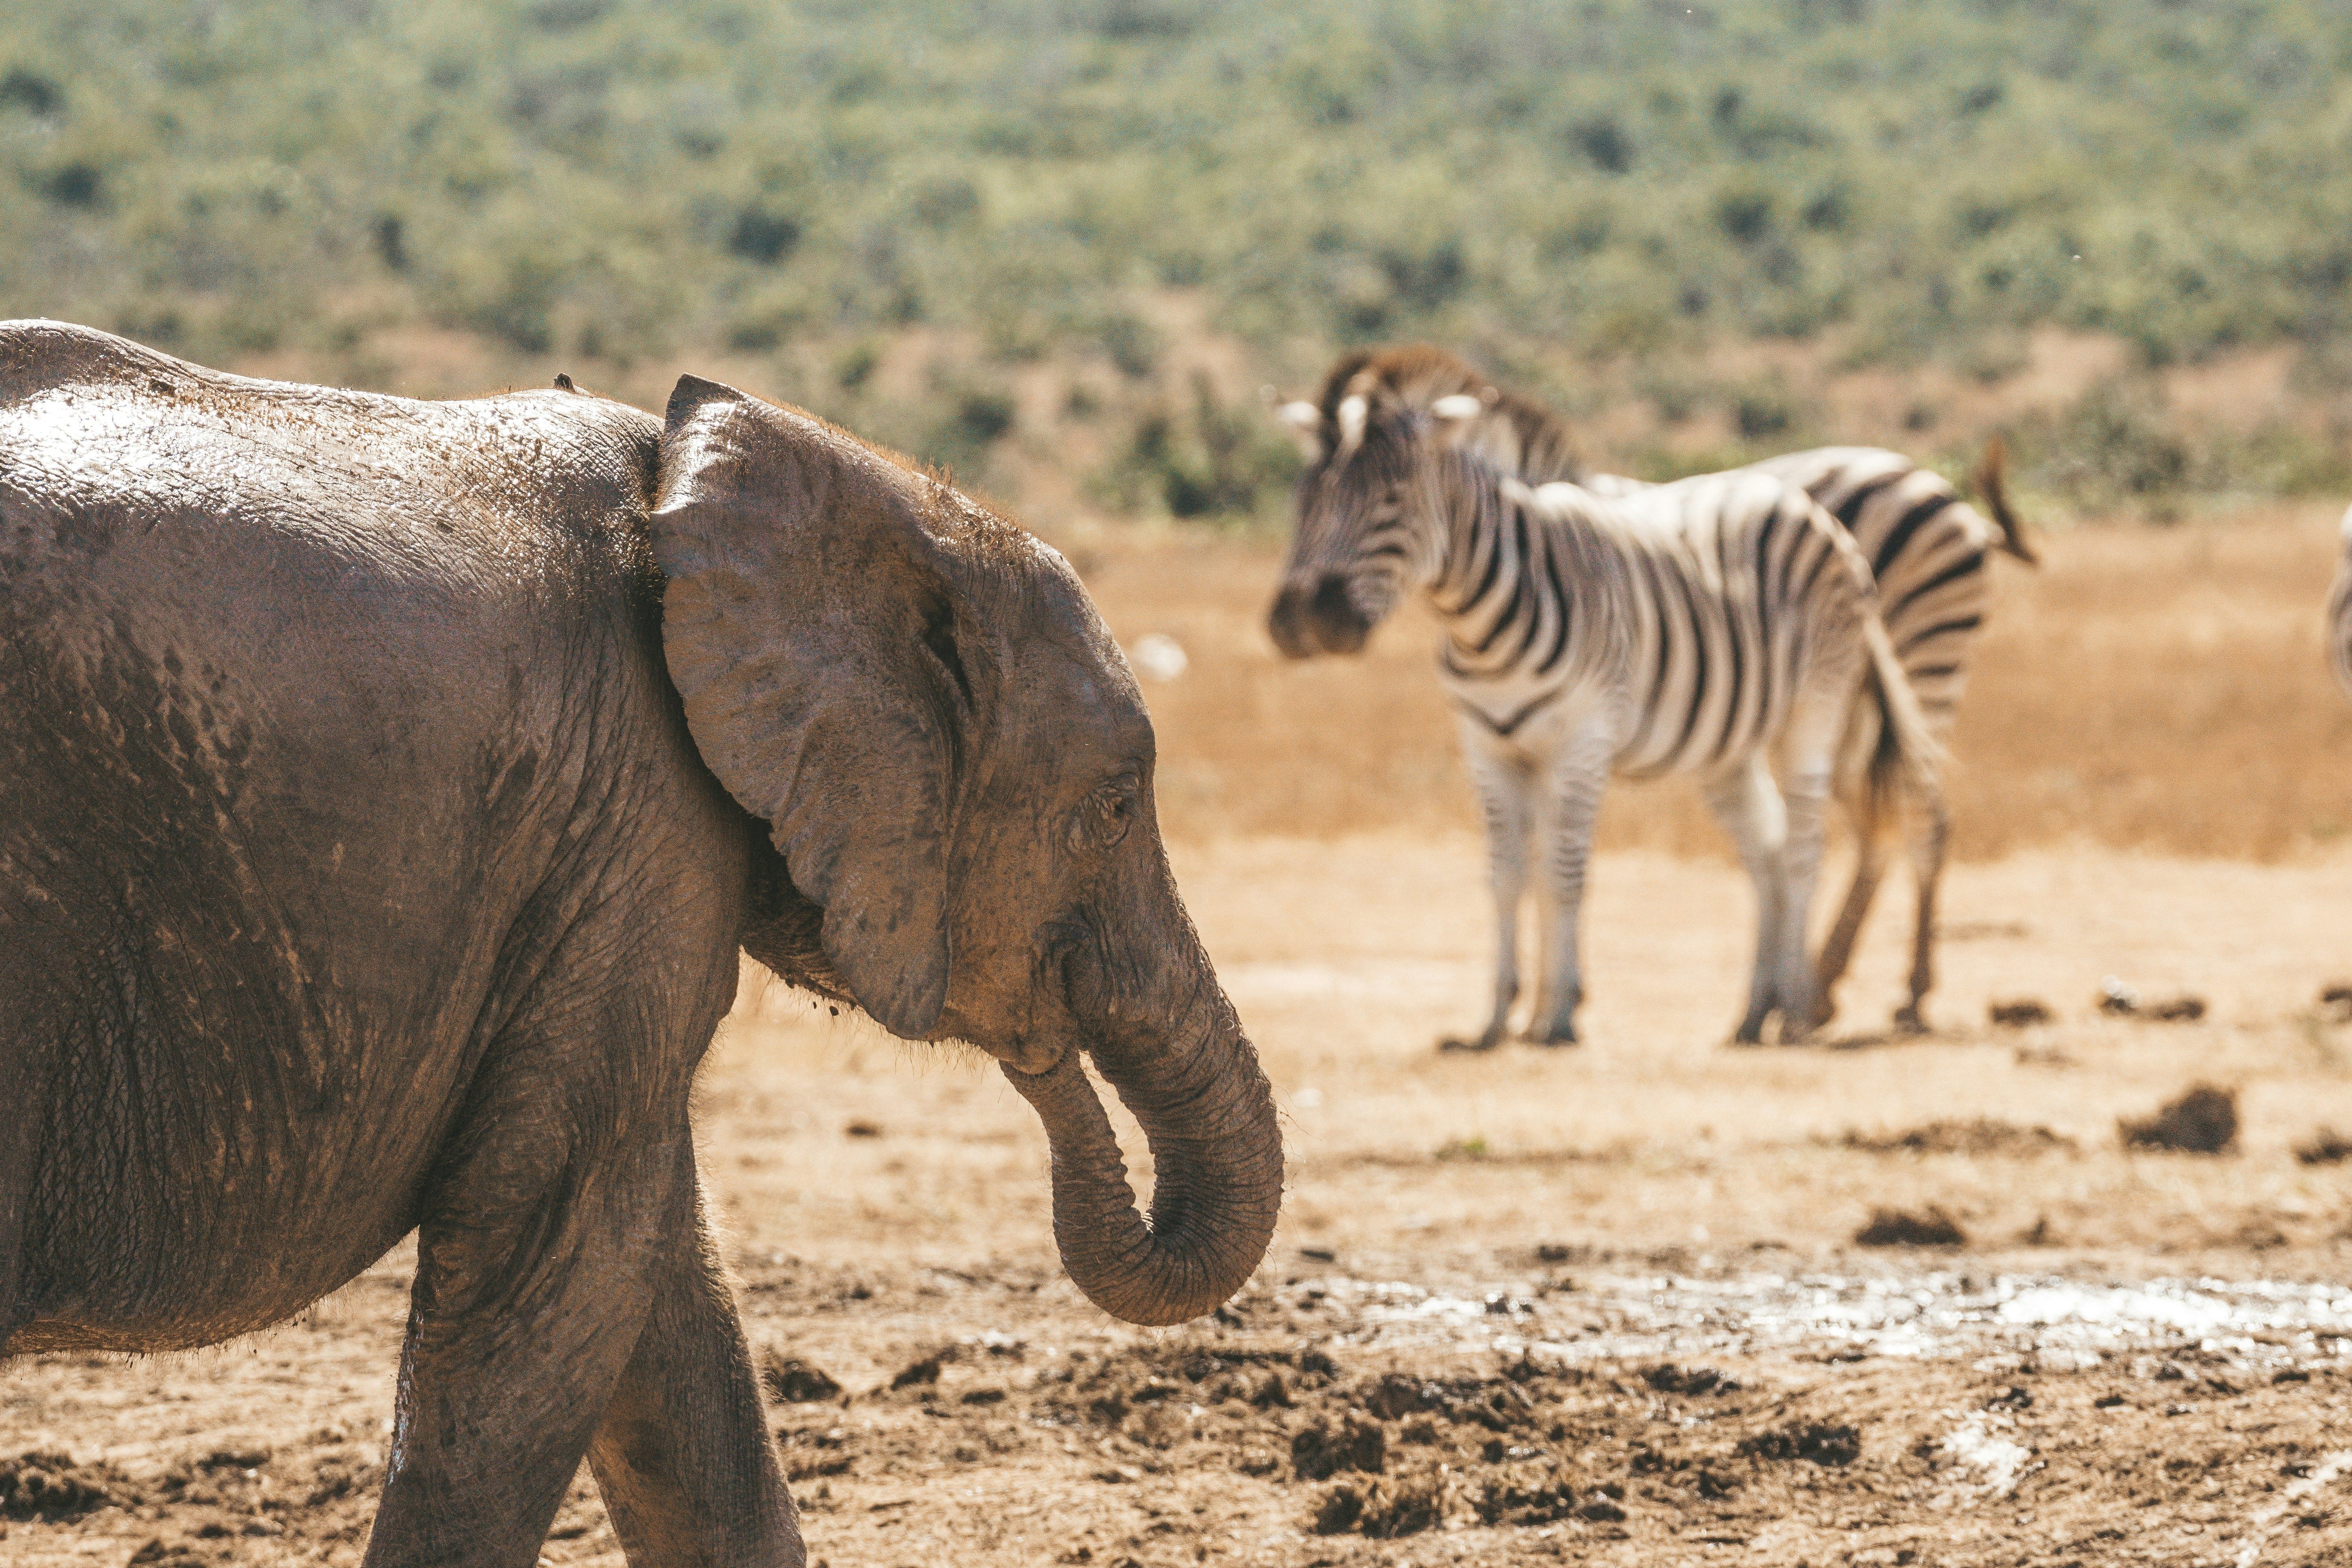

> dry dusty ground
[10,835,2352,1568]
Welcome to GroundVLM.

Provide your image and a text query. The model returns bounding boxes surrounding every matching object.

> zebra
[1273,347,2035,1033]
[1267,348,1942,1047]
[2331,505,2352,700]
[1586,441,2035,1031]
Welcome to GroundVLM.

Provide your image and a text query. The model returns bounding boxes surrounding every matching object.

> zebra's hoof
[1893,1005,1930,1036]
[1521,1026,1579,1048]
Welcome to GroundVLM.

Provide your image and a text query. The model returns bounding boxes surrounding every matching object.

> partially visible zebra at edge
[2330,504,2352,701]
[1269,345,2033,1040]
[1267,349,1944,1047]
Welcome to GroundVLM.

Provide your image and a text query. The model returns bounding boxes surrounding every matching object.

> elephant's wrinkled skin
[0,323,1282,1566]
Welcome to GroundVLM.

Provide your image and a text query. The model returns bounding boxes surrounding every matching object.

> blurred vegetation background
[5,0,2351,531]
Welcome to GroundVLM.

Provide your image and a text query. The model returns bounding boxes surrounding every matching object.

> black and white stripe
[1269,350,1940,1047]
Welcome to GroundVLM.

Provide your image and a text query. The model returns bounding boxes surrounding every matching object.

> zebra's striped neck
[1412,446,1628,690]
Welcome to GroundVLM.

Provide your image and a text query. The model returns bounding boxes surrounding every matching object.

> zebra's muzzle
[1268,573,1372,658]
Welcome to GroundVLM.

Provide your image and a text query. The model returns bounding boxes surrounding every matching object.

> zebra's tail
[1969,435,2040,566]
[1858,613,1947,825]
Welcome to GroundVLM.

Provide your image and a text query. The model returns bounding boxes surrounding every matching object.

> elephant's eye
[1075,771,1139,851]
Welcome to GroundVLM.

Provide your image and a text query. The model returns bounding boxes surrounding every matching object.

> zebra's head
[1267,347,1580,659]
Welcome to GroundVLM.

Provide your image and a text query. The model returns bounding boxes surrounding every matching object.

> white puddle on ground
[1305,1270,2352,1368]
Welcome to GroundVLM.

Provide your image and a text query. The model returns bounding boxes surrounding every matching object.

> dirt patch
[1841,1119,2076,1157]
[759,1351,845,1404]
[1854,1207,1969,1247]
[2119,1083,2240,1153]
[1987,998,2054,1028]
[1735,1422,1862,1466]
[0,1452,131,1521]
[2294,1127,2352,1165]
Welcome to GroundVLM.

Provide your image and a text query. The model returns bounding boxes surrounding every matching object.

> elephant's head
[650,377,1281,1327]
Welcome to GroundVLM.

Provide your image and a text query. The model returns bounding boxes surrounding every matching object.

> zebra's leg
[1700,754,1789,1046]
[1772,743,1837,1045]
[1809,833,1887,1030]
[1895,788,1952,1034]
[1445,730,1536,1053]
[1524,723,1616,1046]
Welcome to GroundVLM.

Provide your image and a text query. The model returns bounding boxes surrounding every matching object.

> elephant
[0,321,1283,1566]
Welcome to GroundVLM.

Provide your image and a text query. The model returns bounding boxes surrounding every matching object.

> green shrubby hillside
[4,0,2350,521]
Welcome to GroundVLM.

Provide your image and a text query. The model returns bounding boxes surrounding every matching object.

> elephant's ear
[651,375,957,1039]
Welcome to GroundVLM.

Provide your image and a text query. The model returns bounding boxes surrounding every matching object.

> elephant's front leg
[589,1153,803,1567]
[367,1112,691,1568]
[1444,722,1537,1053]
[1524,719,1617,1046]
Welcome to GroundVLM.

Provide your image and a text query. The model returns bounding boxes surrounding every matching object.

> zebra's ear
[1272,398,1324,460]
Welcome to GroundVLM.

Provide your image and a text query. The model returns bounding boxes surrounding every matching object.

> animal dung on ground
[2295,1127,2352,1165]
[2321,982,2352,1023]
[1988,998,2054,1028]
[2118,1083,2238,1153]
[759,1350,844,1404]
[889,1351,949,1390]
[1853,1206,1967,1247]
[1312,1471,1445,1538]
[1291,1416,1387,1481]
[843,1120,883,1138]
[2097,979,2208,1024]
[1641,1363,1740,1396]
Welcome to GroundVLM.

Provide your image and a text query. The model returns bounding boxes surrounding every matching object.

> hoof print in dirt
[2119,1083,2238,1153]
[1737,1421,1862,1466]
[1292,1415,1385,1480]
[2295,1127,2352,1165]
[1311,1471,1443,1538]
[1988,998,2054,1028]
[760,1350,845,1404]
[1854,1206,1967,1247]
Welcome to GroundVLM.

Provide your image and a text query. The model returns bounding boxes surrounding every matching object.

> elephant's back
[0,319,686,852]
[0,319,664,615]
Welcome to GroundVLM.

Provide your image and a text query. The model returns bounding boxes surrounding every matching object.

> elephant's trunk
[1002,977,1282,1327]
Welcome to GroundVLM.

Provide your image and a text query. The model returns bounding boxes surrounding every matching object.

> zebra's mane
[1314,345,1584,485]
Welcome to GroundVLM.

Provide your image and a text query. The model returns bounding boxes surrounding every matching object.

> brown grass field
[9,506,2352,1568]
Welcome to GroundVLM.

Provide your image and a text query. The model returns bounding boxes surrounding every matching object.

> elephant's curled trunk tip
[1003,1033,1283,1328]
